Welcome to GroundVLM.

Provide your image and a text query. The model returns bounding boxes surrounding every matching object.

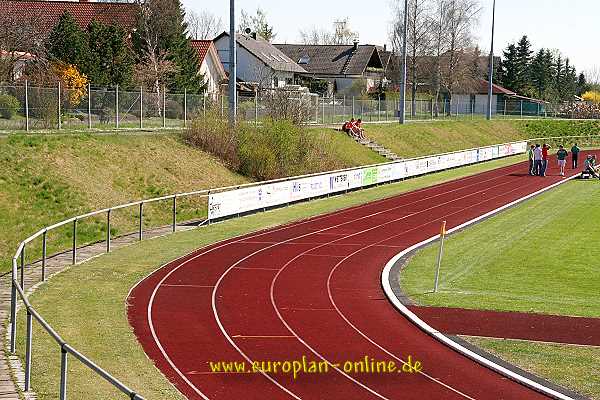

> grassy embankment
[401,181,600,398]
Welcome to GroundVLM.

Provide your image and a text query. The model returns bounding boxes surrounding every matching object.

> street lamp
[228,0,237,126]
[399,0,409,124]
[486,0,496,120]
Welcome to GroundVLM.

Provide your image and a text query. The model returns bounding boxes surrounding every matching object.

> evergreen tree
[133,0,202,92]
[530,49,550,98]
[47,11,89,68]
[555,55,564,95]
[86,21,134,87]
[577,72,589,96]
[501,44,519,91]
[515,35,533,93]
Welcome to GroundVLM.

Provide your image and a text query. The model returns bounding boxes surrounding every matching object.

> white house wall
[200,54,224,99]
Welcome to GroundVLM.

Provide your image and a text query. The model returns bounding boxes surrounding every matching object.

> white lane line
[162,284,215,288]
[380,175,579,400]
[234,267,280,271]
[232,335,296,339]
[144,163,528,399]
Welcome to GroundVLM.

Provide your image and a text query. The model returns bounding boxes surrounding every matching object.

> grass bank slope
[359,120,600,158]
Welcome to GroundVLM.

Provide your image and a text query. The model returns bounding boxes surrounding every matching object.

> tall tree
[86,21,134,87]
[514,35,532,94]
[47,11,89,68]
[577,72,589,96]
[133,0,202,92]
[186,10,223,40]
[239,8,276,42]
[501,43,519,91]
[299,19,357,45]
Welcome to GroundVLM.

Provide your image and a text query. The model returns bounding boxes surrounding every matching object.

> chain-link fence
[0,81,598,132]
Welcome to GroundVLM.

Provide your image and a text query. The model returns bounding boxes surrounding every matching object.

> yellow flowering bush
[582,91,600,104]
[52,63,88,106]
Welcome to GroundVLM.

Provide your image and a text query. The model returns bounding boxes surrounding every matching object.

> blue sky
[186,0,599,74]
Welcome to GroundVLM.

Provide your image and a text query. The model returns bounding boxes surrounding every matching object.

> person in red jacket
[541,143,551,176]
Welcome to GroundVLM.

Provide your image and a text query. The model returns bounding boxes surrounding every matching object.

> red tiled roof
[477,79,516,96]
[0,1,138,36]
[190,40,212,64]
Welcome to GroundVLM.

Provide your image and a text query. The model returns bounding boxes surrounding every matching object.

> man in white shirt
[532,144,543,176]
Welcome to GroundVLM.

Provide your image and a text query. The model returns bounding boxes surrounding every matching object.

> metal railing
[7,134,599,399]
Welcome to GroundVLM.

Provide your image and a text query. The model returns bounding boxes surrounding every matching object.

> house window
[273,76,279,87]
[285,78,293,85]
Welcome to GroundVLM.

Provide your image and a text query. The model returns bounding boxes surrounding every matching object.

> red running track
[128,158,580,400]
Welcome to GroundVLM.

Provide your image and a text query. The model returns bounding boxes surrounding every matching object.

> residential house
[213,32,307,90]
[191,40,226,99]
[275,42,386,94]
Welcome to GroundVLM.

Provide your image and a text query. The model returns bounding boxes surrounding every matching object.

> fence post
[343,95,346,122]
[172,196,177,232]
[60,348,68,400]
[25,80,29,132]
[139,202,144,241]
[202,93,206,119]
[520,100,523,118]
[184,89,188,127]
[162,86,166,128]
[352,96,355,118]
[332,94,336,124]
[72,219,77,265]
[504,99,507,117]
[106,209,111,253]
[57,81,61,130]
[139,86,143,129]
[221,94,224,118]
[42,230,47,281]
[25,310,32,391]
[115,85,119,129]
[254,89,258,125]
[87,83,92,129]
[322,93,325,124]
[378,95,381,122]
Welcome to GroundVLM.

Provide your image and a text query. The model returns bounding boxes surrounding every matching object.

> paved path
[0,223,196,399]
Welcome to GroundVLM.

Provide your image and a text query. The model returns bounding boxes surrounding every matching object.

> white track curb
[381,174,580,400]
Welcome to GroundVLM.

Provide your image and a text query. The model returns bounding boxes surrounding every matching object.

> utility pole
[228,0,237,126]
[399,0,409,124]
[486,0,496,121]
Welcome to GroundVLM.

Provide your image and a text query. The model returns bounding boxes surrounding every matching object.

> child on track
[556,145,568,176]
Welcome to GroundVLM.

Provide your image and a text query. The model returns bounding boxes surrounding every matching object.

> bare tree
[299,19,358,45]
[186,9,223,40]
[585,66,600,87]
[0,7,48,82]
[390,0,433,116]
[238,8,276,42]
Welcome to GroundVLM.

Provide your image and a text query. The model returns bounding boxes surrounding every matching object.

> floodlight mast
[229,0,237,126]
[486,0,496,120]
[399,0,409,124]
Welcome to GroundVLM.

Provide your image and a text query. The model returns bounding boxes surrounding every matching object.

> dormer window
[298,55,310,65]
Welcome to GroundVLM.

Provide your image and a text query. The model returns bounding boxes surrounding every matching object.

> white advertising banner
[377,164,394,183]
[329,172,350,192]
[208,190,240,219]
[348,169,364,189]
[264,181,292,207]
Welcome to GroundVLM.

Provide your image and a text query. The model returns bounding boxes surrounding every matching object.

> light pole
[228,0,237,126]
[486,0,496,120]
[399,0,409,124]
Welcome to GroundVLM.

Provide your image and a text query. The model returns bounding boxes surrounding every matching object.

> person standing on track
[556,145,568,176]
[541,143,551,176]
[527,145,536,176]
[533,144,543,176]
[571,143,580,169]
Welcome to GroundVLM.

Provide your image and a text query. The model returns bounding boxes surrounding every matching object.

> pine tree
[86,21,134,87]
[501,44,519,91]
[133,0,203,92]
[515,35,533,94]
[47,11,89,68]
[577,72,589,96]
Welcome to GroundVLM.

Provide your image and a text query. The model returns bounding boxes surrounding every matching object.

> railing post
[25,80,30,132]
[60,347,68,400]
[106,209,111,253]
[20,246,25,289]
[72,219,77,265]
[140,86,143,129]
[87,83,92,129]
[115,85,119,129]
[10,262,16,353]
[172,196,177,232]
[139,202,144,241]
[25,310,32,391]
[162,85,166,128]
[57,81,62,130]
[42,230,47,281]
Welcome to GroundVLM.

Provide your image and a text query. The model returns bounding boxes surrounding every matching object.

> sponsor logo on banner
[377,164,393,183]
[208,190,240,219]
[348,169,363,189]
[362,167,378,185]
[264,181,291,207]
[238,186,263,213]
[330,172,350,192]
